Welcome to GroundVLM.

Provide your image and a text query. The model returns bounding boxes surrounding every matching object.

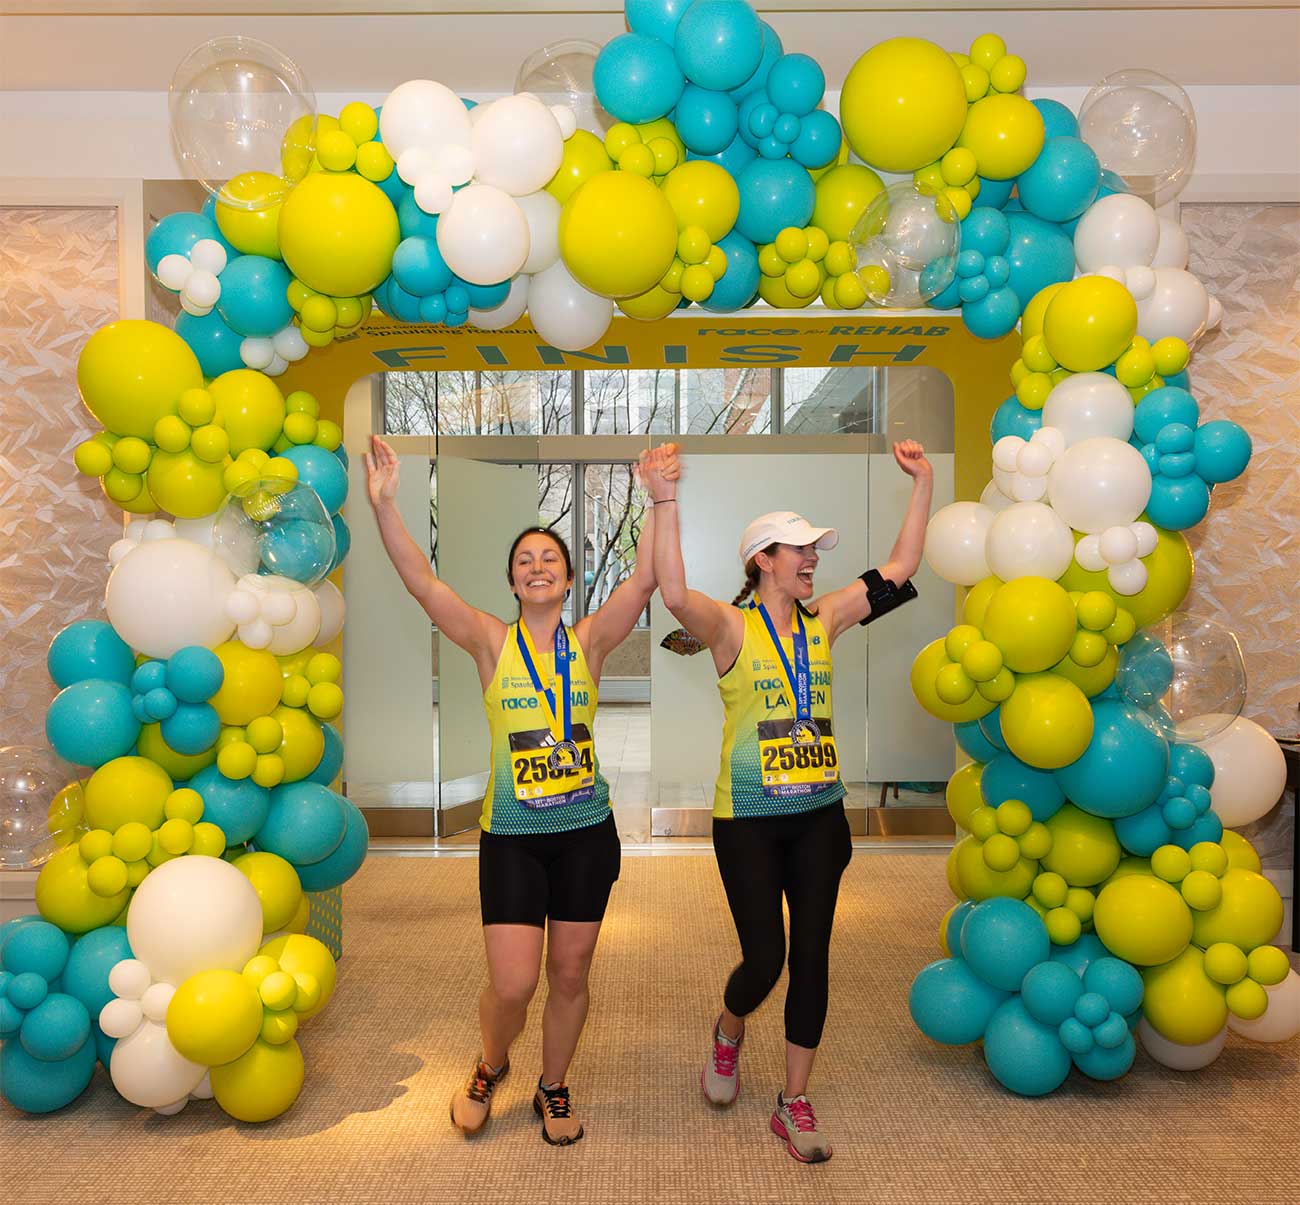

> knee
[546,956,592,1001]
[745,945,786,996]
[489,970,539,1011]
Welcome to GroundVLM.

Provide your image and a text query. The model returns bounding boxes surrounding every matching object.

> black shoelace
[467,1065,498,1104]
[537,1082,572,1118]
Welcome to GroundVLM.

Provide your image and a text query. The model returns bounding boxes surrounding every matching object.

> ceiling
[1,2,1297,92]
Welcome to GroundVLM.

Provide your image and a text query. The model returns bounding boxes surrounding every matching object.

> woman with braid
[641,440,932,1163]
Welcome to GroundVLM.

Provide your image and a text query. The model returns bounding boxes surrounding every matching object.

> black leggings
[712,800,852,1049]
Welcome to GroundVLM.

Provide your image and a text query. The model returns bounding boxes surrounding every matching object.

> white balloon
[1099,525,1139,564]
[1136,1018,1226,1070]
[1073,193,1161,272]
[551,104,578,139]
[108,958,151,1000]
[516,191,562,275]
[143,519,175,542]
[992,436,1021,473]
[273,323,310,362]
[192,1070,214,1100]
[471,94,565,196]
[314,578,346,645]
[141,981,175,1023]
[154,1098,190,1116]
[527,259,614,351]
[183,269,221,309]
[226,588,260,624]
[469,274,530,331]
[1018,442,1053,478]
[1228,969,1300,1043]
[1151,216,1189,269]
[413,172,454,216]
[1108,558,1148,595]
[188,239,228,276]
[985,502,1075,581]
[1074,534,1107,573]
[1133,522,1158,557]
[1135,266,1211,344]
[234,575,322,656]
[262,591,296,626]
[923,502,993,586]
[1048,438,1151,534]
[1195,715,1289,827]
[99,998,143,1040]
[179,295,213,319]
[436,184,530,286]
[240,618,274,650]
[265,353,289,378]
[157,254,191,291]
[379,79,473,164]
[396,146,436,186]
[126,856,263,987]
[105,539,236,658]
[978,479,1015,514]
[433,143,475,187]
[1123,264,1156,301]
[1205,295,1223,332]
[108,538,136,566]
[110,1019,207,1110]
[240,337,275,371]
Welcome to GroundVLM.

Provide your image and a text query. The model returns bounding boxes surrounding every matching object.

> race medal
[754,602,840,800]
[513,621,595,809]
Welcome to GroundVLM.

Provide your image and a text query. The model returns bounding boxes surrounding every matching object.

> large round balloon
[923,502,993,586]
[77,321,202,440]
[982,998,1072,1096]
[1055,699,1170,818]
[278,172,400,297]
[1195,716,1288,828]
[1048,438,1151,534]
[559,171,677,298]
[1041,276,1138,373]
[910,957,1009,1045]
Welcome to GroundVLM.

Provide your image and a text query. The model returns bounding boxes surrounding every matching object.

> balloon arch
[2,0,1294,1121]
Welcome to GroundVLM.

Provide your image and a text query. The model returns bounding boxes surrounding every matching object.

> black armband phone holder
[858,568,918,626]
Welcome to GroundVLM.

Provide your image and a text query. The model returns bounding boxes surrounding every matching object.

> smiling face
[756,542,820,601]
[508,530,573,609]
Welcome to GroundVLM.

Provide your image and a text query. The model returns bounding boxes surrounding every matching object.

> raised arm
[641,445,743,675]
[817,440,934,643]
[364,436,505,669]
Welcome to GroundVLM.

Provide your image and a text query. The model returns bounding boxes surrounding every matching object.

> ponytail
[731,543,777,607]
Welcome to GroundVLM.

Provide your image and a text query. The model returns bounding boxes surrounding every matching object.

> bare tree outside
[584,369,675,434]
[682,367,773,434]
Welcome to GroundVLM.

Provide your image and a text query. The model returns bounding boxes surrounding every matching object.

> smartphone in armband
[858,568,918,626]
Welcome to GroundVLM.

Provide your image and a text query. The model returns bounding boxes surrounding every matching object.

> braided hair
[731,543,776,608]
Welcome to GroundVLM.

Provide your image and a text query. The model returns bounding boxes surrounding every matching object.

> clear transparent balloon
[1078,69,1196,206]
[1116,612,1246,741]
[851,182,960,308]
[169,36,317,211]
[515,39,614,135]
[212,478,337,588]
[0,745,76,869]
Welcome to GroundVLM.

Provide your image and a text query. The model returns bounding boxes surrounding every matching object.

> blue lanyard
[515,620,573,744]
[755,601,811,723]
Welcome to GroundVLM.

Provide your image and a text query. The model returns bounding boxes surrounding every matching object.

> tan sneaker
[533,1079,584,1145]
[450,1059,508,1135]
[701,1016,742,1105]
[770,1092,832,1163]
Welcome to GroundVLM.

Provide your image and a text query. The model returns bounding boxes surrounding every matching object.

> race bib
[757,718,840,800]
[509,724,596,810]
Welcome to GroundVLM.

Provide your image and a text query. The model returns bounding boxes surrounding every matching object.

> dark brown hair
[731,543,776,608]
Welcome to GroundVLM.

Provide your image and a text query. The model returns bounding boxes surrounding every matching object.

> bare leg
[719,1007,746,1042]
[540,919,603,1084]
[785,1041,817,1098]
[480,924,545,1068]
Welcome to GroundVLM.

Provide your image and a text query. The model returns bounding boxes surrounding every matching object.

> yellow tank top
[714,603,845,820]
[480,621,611,835]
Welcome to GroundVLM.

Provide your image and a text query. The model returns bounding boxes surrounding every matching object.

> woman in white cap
[640,440,933,1164]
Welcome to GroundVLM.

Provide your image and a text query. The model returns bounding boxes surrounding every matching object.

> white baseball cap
[738,511,839,565]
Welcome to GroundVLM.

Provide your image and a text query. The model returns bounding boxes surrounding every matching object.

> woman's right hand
[638,442,681,503]
[363,435,400,509]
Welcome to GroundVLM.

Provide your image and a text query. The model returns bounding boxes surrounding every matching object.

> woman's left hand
[893,439,932,481]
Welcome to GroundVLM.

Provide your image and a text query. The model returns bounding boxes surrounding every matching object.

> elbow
[660,585,688,614]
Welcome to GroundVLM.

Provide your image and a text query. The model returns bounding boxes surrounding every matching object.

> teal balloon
[675,0,763,92]
[46,680,140,767]
[1032,98,1078,140]
[594,33,684,123]
[166,646,224,703]
[47,621,135,689]
[676,84,739,154]
[990,395,1043,442]
[960,898,1049,993]
[1193,420,1251,483]
[282,445,349,516]
[1004,212,1075,308]
[1115,803,1175,856]
[215,254,294,337]
[160,702,220,756]
[1134,386,1199,442]
[700,230,759,312]
[728,20,782,101]
[175,309,245,378]
[1073,1031,1135,1081]
[983,998,1072,1096]
[0,1033,96,1113]
[1020,960,1084,1027]
[1054,700,1169,819]
[955,719,999,763]
[1146,473,1209,530]
[688,130,757,177]
[976,176,1015,209]
[307,722,344,786]
[259,782,347,866]
[145,212,223,275]
[190,765,270,845]
[19,994,90,1062]
[909,957,1009,1045]
[735,158,814,244]
[978,706,1008,753]
[627,0,697,45]
[1050,931,1108,976]
[296,800,369,891]
[330,513,352,573]
[1017,136,1100,224]
[980,751,1065,821]
[1083,958,1143,1016]
[0,922,69,982]
[61,926,132,1019]
[261,519,335,584]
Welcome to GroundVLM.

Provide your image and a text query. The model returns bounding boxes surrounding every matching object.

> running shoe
[533,1078,584,1145]
[701,1015,743,1105]
[449,1058,508,1135]
[770,1091,832,1163]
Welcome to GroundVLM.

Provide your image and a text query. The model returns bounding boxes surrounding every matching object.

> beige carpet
[4,853,1298,1204]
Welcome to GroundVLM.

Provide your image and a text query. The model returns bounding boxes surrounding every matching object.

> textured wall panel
[1182,202,1298,870]
[0,207,121,747]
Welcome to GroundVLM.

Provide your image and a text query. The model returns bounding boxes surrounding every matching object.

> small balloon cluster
[911,200,1296,1091]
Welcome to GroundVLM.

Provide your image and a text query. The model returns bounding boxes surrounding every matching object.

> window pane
[583,369,676,434]
[782,367,879,434]
[681,368,772,434]
[582,463,647,626]
[383,372,437,434]
[383,371,572,434]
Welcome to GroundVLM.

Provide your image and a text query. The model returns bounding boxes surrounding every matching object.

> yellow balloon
[84,757,172,831]
[1042,276,1139,373]
[34,845,130,933]
[277,172,399,297]
[911,638,996,724]
[618,284,681,322]
[954,833,1036,901]
[210,642,285,726]
[233,851,303,933]
[1219,829,1262,874]
[811,164,884,243]
[274,706,325,782]
[545,130,614,204]
[285,892,310,935]
[1021,282,1068,344]
[207,370,287,457]
[146,449,229,519]
[1051,644,1118,698]
[1142,946,1228,1046]
[961,575,1003,628]
[660,161,740,241]
[261,934,337,1020]
[1060,526,1192,627]
[946,761,985,829]
[981,577,1077,673]
[840,38,968,173]
[77,320,202,440]
[559,172,678,299]
[166,969,263,1066]
[210,1037,305,1123]
[1191,868,1285,952]
[957,94,1045,180]
[758,267,825,310]
[215,172,286,258]
[1094,874,1192,965]
[1000,673,1093,769]
[137,723,218,782]
[1041,804,1121,887]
